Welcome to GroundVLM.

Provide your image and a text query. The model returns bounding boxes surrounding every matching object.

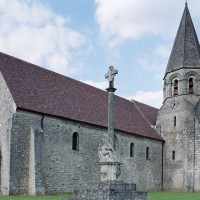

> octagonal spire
[164,3,200,78]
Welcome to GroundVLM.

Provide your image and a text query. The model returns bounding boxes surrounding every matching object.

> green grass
[148,191,200,200]
[0,193,72,200]
[1,192,200,200]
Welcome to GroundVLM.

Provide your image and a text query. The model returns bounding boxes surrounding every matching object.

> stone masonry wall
[43,115,162,193]
[193,100,200,191]
[9,111,44,194]
[0,72,16,195]
[119,133,163,191]
[10,110,163,194]
[157,95,200,191]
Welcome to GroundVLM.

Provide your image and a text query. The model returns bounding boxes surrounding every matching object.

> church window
[130,143,134,157]
[174,116,176,126]
[114,134,118,152]
[172,151,175,160]
[189,78,194,94]
[72,132,79,151]
[146,147,150,160]
[174,79,178,96]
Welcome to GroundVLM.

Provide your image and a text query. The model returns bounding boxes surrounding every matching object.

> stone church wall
[9,111,44,194]
[0,72,16,195]
[157,95,200,191]
[119,133,163,191]
[10,110,163,194]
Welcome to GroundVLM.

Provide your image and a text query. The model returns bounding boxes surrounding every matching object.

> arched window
[189,78,194,94]
[130,143,134,157]
[174,116,176,126]
[174,79,178,96]
[172,151,175,160]
[113,134,118,151]
[146,147,150,160]
[72,132,79,151]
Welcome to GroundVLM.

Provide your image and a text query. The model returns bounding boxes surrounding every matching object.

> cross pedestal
[100,161,121,181]
[98,139,120,181]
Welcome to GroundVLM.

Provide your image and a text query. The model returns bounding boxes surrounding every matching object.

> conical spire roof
[164,3,200,77]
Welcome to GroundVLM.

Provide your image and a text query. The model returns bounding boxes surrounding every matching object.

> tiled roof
[165,4,200,78]
[0,52,163,141]
[132,100,159,126]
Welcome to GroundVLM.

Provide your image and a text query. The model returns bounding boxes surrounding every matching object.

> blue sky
[1,0,200,108]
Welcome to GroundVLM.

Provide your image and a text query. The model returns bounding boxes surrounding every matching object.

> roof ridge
[183,5,187,66]
[132,100,152,125]
[131,99,159,110]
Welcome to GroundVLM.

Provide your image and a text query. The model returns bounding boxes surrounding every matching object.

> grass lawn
[0,193,72,200]
[0,192,200,200]
[148,191,200,200]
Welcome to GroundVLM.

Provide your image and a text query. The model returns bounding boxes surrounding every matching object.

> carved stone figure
[98,140,117,162]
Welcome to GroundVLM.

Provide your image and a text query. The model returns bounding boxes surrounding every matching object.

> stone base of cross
[100,161,121,181]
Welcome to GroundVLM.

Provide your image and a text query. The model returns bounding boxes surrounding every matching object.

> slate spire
[164,3,200,77]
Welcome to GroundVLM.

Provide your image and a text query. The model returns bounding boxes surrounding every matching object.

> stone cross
[105,66,118,89]
[105,66,118,149]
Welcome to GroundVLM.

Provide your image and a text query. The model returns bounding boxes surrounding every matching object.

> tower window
[72,132,79,151]
[172,151,175,160]
[174,79,178,96]
[130,143,134,157]
[189,78,194,94]
[146,147,150,160]
[174,116,176,126]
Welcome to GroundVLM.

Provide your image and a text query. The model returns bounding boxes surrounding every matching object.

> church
[0,3,200,195]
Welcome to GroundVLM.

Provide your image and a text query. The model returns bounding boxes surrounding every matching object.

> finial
[185,0,188,6]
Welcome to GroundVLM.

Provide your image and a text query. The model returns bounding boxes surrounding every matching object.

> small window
[189,78,194,94]
[172,151,175,160]
[114,134,118,152]
[130,143,134,157]
[174,79,178,96]
[72,132,79,151]
[174,116,176,126]
[146,147,150,160]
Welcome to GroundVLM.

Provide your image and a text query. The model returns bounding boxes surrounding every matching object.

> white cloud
[95,0,200,45]
[138,55,165,80]
[155,44,171,58]
[138,43,171,79]
[127,90,163,108]
[0,0,85,76]
[80,80,108,90]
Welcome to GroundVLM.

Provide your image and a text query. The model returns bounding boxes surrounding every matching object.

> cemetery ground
[0,192,200,199]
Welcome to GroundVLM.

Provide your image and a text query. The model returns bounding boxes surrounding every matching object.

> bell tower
[157,3,200,191]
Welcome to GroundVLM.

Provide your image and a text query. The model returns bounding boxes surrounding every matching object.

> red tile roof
[132,100,159,126]
[0,52,163,141]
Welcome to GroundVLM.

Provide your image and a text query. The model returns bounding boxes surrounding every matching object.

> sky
[1,0,200,108]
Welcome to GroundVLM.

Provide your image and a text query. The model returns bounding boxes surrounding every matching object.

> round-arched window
[72,132,79,151]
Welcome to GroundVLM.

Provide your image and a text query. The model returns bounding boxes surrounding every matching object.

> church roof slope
[132,100,158,126]
[164,3,200,77]
[0,52,163,141]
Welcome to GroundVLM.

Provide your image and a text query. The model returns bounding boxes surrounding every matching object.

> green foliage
[0,193,72,200]
[148,192,200,200]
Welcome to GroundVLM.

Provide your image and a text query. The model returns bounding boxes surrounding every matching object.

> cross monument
[105,66,118,148]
